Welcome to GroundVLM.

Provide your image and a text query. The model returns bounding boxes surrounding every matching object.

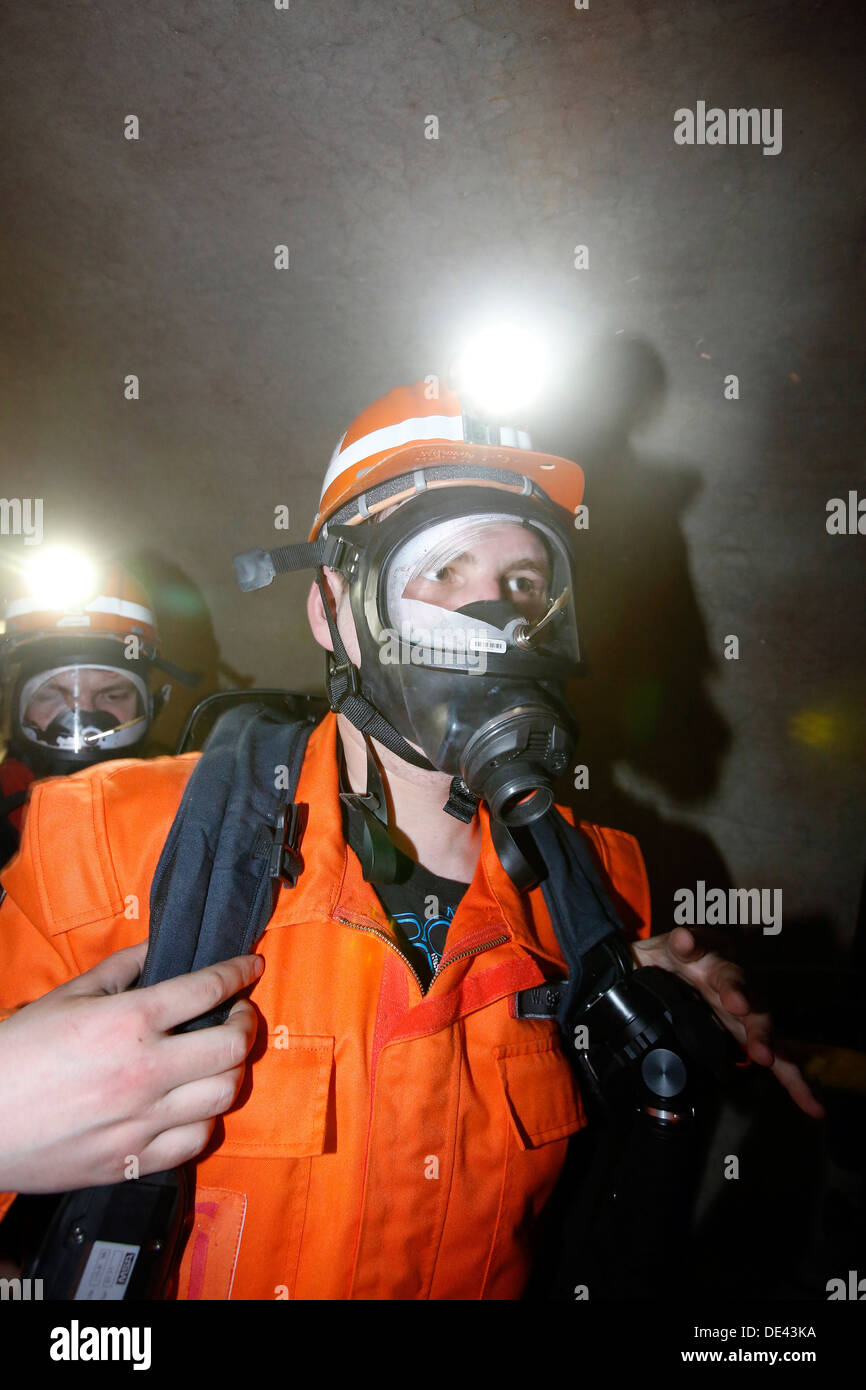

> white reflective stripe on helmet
[6,593,155,626]
[320,413,467,500]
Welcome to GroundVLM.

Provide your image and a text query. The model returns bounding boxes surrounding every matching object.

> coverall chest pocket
[479,1036,588,1298]
[220,1031,335,1158]
[495,1036,587,1148]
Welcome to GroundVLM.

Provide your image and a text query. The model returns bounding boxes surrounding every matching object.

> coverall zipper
[334,915,509,996]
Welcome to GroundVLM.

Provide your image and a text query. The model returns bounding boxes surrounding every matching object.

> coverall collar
[268,711,566,970]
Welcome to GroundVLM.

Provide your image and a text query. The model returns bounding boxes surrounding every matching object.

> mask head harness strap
[234,534,432,765]
[314,566,482,873]
[234,534,481,875]
[338,738,412,885]
[312,568,436,771]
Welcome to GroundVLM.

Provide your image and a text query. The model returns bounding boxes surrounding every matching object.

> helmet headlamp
[451,324,551,419]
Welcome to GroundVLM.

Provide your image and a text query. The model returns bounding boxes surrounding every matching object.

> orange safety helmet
[311,379,585,539]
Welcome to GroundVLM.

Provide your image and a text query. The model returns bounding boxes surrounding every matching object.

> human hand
[0,942,263,1192]
[630,927,825,1120]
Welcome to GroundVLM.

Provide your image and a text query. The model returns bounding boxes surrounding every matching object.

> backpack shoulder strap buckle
[269,802,303,887]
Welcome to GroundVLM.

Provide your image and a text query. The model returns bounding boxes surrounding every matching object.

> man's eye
[507,575,541,595]
[422,565,455,583]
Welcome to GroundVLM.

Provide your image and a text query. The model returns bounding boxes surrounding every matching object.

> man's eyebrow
[504,558,550,573]
[427,552,550,573]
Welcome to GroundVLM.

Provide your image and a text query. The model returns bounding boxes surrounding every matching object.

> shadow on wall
[555,334,733,918]
[543,335,864,1299]
[125,550,257,756]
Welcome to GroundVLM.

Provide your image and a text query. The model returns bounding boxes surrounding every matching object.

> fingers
[137,1118,217,1175]
[141,955,265,1034]
[668,926,734,965]
[63,940,149,997]
[97,1002,259,1177]
[690,950,776,1062]
[733,1011,772,1061]
[701,991,824,1119]
[153,1063,248,1132]
[689,957,775,1066]
[768,1051,826,1120]
[711,966,760,1032]
[707,1006,825,1119]
[633,930,826,1121]
[668,926,701,959]
[158,997,260,1091]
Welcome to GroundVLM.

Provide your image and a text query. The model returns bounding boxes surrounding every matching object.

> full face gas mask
[4,637,159,777]
[1,554,200,779]
[235,484,582,847]
[336,488,580,822]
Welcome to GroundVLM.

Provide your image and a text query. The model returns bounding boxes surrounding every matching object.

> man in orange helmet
[0,378,823,1300]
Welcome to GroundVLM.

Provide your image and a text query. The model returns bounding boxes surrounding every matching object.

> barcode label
[74,1240,140,1301]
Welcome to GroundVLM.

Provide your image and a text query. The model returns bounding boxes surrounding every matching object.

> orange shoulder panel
[1,754,198,936]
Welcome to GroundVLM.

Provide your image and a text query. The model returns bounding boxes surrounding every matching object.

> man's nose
[460,573,502,604]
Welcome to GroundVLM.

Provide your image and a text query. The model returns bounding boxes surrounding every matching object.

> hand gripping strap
[22,705,316,1303]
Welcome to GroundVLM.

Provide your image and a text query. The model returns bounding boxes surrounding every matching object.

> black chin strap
[338,739,414,884]
[315,569,481,839]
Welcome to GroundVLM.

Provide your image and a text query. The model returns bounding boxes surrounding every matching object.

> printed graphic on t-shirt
[390,904,454,976]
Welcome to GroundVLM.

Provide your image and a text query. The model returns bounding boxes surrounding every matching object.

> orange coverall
[0,713,650,1299]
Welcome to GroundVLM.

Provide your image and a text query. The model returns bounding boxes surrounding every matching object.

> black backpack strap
[526,808,630,1033]
[138,704,316,1029]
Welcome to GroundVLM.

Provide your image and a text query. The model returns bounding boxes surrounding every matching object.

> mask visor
[19,665,149,754]
[381,513,579,674]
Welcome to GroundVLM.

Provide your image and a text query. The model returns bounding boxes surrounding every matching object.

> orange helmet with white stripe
[2,560,159,654]
[311,378,585,538]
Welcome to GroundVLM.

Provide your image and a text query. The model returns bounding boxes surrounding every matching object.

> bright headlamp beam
[24,547,97,609]
[453,325,551,419]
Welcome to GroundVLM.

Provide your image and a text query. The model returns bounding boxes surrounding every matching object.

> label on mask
[467,636,507,654]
